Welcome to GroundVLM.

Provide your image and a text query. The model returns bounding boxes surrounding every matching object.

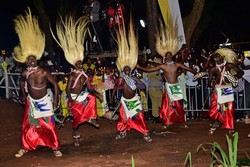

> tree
[182,0,205,47]
[146,0,158,56]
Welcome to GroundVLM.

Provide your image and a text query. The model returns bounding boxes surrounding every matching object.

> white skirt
[28,93,54,119]
[215,84,234,104]
[165,83,183,102]
[71,92,89,103]
[121,94,142,119]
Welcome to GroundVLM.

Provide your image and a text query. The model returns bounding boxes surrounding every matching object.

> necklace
[166,61,174,66]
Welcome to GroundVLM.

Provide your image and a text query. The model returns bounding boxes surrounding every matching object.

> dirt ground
[0,99,250,167]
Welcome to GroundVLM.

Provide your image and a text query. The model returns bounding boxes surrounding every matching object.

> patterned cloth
[28,93,54,119]
[160,91,185,125]
[68,92,97,128]
[21,96,60,151]
[165,83,183,102]
[178,73,187,109]
[117,95,149,135]
[209,92,235,130]
[123,75,136,90]
[215,85,234,104]
[120,94,142,119]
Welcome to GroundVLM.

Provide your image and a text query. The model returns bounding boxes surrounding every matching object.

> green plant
[132,155,135,167]
[184,152,192,167]
[197,132,239,167]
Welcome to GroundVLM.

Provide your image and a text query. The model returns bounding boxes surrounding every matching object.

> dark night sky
[1,0,250,51]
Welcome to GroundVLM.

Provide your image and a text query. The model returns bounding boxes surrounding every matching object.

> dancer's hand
[193,72,208,80]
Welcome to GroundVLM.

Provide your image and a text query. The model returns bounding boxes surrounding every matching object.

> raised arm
[136,64,162,72]
[178,63,197,74]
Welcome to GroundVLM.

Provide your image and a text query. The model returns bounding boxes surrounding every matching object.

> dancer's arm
[208,68,216,87]
[178,63,197,74]
[136,64,162,72]
[20,71,26,103]
[46,70,59,109]
[111,78,123,103]
[66,74,74,102]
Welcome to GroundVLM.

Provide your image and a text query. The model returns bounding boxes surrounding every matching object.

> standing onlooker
[104,66,115,108]
[92,67,108,117]
[185,59,200,119]
[233,78,245,122]
[239,54,250,124]
[147,55,163,123]
[0,52,15,98]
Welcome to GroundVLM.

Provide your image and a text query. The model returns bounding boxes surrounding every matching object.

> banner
[158,0,186,49]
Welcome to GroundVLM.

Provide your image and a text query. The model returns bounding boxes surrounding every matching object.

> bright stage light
[140,20,145,28]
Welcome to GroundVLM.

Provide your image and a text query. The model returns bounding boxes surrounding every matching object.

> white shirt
[185,62,200,87]
[243,58,250,83]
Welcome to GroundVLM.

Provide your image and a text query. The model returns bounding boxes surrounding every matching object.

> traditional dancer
[111,18,152,142]
[137,19,197,128]
[208,48,243,134]
[14,8,62,158]
[51,16,99,146]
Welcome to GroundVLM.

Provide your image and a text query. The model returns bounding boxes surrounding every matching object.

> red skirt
[117,105,149,135]
[21,99,60,151]
[209,92,235,130]
[68,94,97,128]
[160,91,185,125]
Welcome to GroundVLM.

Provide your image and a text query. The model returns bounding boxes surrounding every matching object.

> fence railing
[1,70,249,118]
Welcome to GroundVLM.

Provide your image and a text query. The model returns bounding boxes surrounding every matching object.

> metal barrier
[1,71,250,117]
[0,70,20,99]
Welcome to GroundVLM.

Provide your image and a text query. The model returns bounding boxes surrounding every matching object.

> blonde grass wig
[51,15,89,66]
[155,15,178,57]
[215,48,237,64]
[13,8,45,63]
[116,18,138,72]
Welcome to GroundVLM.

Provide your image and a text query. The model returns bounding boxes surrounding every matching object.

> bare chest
[27,72,46,86]
[72,75,87,86]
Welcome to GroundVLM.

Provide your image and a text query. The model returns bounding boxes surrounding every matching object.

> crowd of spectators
[1,0,250,123]
[1,44,250,124]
